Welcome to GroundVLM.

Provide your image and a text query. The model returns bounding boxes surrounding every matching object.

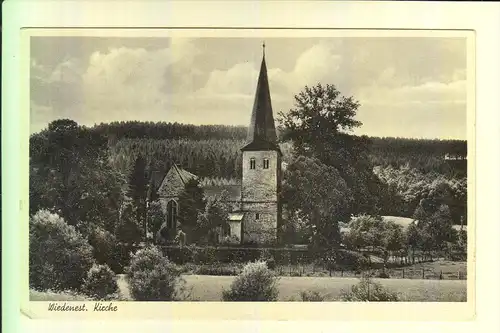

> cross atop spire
[262,41,266,57]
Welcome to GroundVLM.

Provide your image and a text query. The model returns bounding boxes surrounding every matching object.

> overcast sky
[30,36,467,139]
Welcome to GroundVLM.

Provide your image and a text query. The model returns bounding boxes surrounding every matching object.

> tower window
[263,158,269,169]
[250,158,256,169]
[256,213,260,220]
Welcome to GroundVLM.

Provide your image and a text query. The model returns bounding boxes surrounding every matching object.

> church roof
[202,184,241,202]
[157,164,198,198]
[173,164,198,184]
[241,45,281,154]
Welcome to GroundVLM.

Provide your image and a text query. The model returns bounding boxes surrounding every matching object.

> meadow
[114,274,467,302]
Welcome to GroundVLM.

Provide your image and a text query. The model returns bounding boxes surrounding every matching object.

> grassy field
[116,274,467,302]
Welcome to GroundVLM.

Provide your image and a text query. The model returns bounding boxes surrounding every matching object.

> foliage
[115,202,143,245]
[147,200,165,243]
[278,83,362,143]
[300,290,325,302]
[343,215,406,267]
[193,263,240,276]
[195,191,231,244]
[259,249,276,270]
[413,201,456,254]
[282,155,351,249]
[29,210,95,292]
[93,121,248,141]
[374,165,467,223]
[126,246,187,301]
[369,136,466,177]
[127,153,148,227]
[82,264,119,300]
[88,226,118,270]
[222,261,279,301]
[30,119,126,237]
[177,178,206,241]
[278,84,385,217]
[340,277,399,301]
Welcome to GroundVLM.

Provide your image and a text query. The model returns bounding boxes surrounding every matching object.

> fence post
[422,268,425,279]
[341,269,344,277]
[329,268,332,277]
[458,271,461,280]
[402,269,405,279]
[439,270,443,280]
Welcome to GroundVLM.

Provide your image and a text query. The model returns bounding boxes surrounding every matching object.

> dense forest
[89,121,467,180]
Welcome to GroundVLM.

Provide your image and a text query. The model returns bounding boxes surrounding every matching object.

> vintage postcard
[18,26,475,321]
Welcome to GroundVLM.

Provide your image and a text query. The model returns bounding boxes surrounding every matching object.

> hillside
[88,121,466,179]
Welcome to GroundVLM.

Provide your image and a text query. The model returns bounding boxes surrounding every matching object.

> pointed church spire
[241,43,281,153]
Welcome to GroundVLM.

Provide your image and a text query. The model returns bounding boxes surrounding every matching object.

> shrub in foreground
[222,261,279,301]
[300,290,325,302]
[126,246,187,301]
[82,264,119,300]
[29,210,95,292]
[340,277,399,301]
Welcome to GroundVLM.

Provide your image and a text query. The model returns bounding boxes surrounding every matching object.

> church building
[154,46,282,245]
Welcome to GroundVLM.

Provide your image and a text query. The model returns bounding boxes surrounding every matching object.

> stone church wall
[241,202,278,244]
[241,150,280,202]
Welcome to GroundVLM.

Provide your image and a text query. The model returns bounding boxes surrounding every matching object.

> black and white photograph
[26,32,472,306]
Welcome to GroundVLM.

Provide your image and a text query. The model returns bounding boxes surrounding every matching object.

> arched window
[166,200,178,230]
[250,158,256,169]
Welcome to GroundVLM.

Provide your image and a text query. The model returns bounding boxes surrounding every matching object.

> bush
[300,290,325,302]
[88,227,128,273]
[340,277,399,301]
[222,261,279,301]
[126,246,187,301]
[82,264,119,300]
[259,249,276,270]
[29,210,95,292]
[192,247,217,265]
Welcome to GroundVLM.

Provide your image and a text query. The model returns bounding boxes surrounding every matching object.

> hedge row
[159,246,369,269]
[104,244,374,273]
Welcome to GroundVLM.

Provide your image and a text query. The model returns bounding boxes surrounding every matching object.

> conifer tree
[128,154,148,233]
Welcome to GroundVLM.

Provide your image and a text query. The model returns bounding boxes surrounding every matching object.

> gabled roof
[157,164,198,198]
[241,46,281,154]
[173,164,198,184]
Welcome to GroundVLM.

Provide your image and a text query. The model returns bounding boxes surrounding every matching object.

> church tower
[240,43,282,244]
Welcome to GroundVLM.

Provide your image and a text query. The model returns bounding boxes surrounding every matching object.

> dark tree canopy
[278,84,384,218]
[30,119,126,235]
[278,84,362,151]
[282,155,352,249]
[177,178,206,239]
